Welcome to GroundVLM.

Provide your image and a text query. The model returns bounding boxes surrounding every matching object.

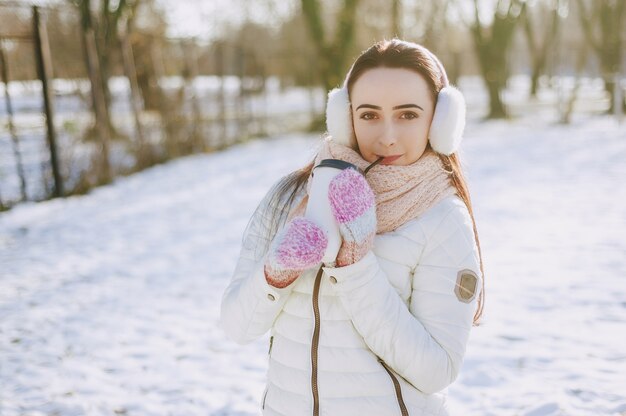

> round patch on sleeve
[455,269,478,303]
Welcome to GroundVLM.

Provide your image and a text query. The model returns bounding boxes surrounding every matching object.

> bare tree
[420,0,450,48]
[274,12,319,86]
[300,0,361,91]
[467,0,526,118]
[69,0,140,138]
[124,0,168,112]
[522,0,562,97]
[575,0,626,113]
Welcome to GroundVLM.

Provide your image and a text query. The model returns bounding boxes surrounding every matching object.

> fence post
[32,6,63,197]
[215,42,226,148]
[236,45,247,143]
[0,39,28,202]
[259,59,267,137]
[150,40,175,157]
[614,72,623,124]
[183,39,205,152]
[309,55,317,125]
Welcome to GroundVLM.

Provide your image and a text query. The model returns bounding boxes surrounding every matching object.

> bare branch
[575,0,600,53]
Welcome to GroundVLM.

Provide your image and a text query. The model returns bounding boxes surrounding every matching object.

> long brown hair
[257,39,484,325]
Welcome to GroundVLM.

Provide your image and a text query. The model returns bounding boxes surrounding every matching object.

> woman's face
[350,67,435,165]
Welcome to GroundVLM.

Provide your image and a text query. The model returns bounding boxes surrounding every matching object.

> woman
[220,38,485,416]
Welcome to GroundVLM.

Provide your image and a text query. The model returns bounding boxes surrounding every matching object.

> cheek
[403,118,432,139]
[353,120,378,140]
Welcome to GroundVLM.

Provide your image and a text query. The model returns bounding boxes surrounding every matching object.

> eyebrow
[355,103,424,111]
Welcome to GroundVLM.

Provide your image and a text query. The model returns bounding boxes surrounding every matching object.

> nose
[379,120,397,147]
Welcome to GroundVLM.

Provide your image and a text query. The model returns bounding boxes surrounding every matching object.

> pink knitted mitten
[328,168,377,267]
[264,216,328,288]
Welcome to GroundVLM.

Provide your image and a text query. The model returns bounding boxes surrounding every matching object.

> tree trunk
[486,79,507,118]
[73,0,130,140]
[470,0,524,119]
[301,0,360,92]
[523,2,560,98]
[300,0,361,131]
[576,0,625,114]
[391,0,401,37]
[530,67,540,97]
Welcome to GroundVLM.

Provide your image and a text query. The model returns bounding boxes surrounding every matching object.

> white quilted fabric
[220,177,482,416]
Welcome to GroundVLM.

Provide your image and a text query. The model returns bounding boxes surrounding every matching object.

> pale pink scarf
[291,138,457,234]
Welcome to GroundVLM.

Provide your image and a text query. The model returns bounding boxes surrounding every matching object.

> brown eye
[401,112,418,120]
[360,112,377,120]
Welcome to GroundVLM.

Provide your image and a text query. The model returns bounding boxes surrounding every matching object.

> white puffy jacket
[220,177,482,416]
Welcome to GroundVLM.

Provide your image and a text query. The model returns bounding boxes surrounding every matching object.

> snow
[1,115,626,415]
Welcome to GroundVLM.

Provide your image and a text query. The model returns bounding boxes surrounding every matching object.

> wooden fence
[0,3,323,211]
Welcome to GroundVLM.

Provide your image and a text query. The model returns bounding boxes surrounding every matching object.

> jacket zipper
[311,267,324,416]
[262,387,268,409]
[378,357,409,416]
[264,336,273,410]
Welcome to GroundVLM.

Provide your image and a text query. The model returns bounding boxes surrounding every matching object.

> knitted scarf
[290,138,457,234]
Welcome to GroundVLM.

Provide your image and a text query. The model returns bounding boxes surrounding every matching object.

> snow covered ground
[1,115,625,415]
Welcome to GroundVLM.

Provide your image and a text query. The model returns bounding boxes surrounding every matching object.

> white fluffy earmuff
[325,86,354,148]
[428,85,466,155]
[325,45,466,156]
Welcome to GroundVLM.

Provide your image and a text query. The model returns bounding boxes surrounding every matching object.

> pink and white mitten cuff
[328,168,377,266]
[264,216,328,288]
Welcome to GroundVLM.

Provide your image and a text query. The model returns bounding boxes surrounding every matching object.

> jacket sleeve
[219,179,300,344]
[322,198,482,394]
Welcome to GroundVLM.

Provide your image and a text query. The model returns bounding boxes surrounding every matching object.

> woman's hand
[328,168,377,267]
[264,217,328,288]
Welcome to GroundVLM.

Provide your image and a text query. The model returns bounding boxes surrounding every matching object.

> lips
[377,155,402,165]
